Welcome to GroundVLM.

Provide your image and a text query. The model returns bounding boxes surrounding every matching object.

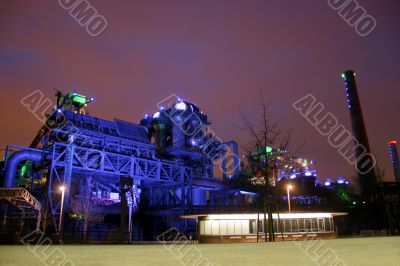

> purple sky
[1,0,399,183]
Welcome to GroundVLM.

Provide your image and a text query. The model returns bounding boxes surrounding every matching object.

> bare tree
[40,198,54,233]
[236,91,302,242]
[70,175,103,242]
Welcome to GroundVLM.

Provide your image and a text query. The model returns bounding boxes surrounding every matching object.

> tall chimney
[341,70,377,201]
[388,140,400,182]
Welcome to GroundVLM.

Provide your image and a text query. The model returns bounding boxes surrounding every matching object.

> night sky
[0,0,399,184]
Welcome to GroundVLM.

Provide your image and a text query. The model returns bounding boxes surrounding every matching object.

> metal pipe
[4,149,43,188]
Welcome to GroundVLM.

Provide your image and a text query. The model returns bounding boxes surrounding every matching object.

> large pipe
[222,141,239,178]
[4,149,43,188]
[388,140,400,182]
[342,70,377,201]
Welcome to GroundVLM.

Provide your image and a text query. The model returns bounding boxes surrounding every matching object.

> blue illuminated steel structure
[44,109,202,233]
[47,141,193,232]
[2,94,242,237]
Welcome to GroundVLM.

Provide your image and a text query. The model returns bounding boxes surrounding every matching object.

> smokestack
[341,70,377,201]
[388,140,400,182]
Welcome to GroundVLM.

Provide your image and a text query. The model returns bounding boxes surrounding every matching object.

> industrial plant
[0,71,399,244]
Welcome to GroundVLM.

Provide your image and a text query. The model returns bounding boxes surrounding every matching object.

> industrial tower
[341,70,377,202]
[388,140,400,182]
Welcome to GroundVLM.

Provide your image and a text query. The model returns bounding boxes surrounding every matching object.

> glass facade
[199,216,335,236]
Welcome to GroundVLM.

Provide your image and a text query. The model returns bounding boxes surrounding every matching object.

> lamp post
[287,184,292,212]
[58,185,65,236]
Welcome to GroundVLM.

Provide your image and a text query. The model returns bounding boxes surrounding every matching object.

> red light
[388,140,397,145]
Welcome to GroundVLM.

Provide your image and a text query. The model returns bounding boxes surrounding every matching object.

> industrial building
[0,91,350,243]
[0,92,245,242]
[186,212,346,243]
[0,69,399,243]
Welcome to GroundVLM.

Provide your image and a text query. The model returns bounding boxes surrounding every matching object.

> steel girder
[48,142,193,233]
[0,188,41,230]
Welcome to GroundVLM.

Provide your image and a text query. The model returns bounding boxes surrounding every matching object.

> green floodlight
[265,146,273,155]
[20,164,27,177]
[71,93,87,105]
[20,162,32,177]
[67,92,94,106]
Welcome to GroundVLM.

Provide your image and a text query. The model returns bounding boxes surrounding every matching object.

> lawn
[0,236,399,265]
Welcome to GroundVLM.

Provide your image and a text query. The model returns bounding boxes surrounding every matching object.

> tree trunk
[265,161,274,242]
[83,212,88,243]
[263,198,267,242]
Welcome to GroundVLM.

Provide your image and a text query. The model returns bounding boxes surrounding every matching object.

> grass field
[0,236,399,265]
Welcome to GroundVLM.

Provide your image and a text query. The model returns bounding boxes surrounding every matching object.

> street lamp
[287,184,293,212]
[58,185,65,235]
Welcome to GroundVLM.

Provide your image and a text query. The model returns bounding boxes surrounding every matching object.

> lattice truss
[0,188,41,229]
[48,142,193,232]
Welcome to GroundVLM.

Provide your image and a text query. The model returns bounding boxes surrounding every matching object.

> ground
[0,237,399,266]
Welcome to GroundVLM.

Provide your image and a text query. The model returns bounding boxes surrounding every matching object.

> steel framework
[3,100,240,238]
[0,188,41,230]
[47,141,194,232]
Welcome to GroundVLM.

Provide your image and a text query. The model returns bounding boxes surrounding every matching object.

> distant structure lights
[324,179,331,187]
[175,101,187,111]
